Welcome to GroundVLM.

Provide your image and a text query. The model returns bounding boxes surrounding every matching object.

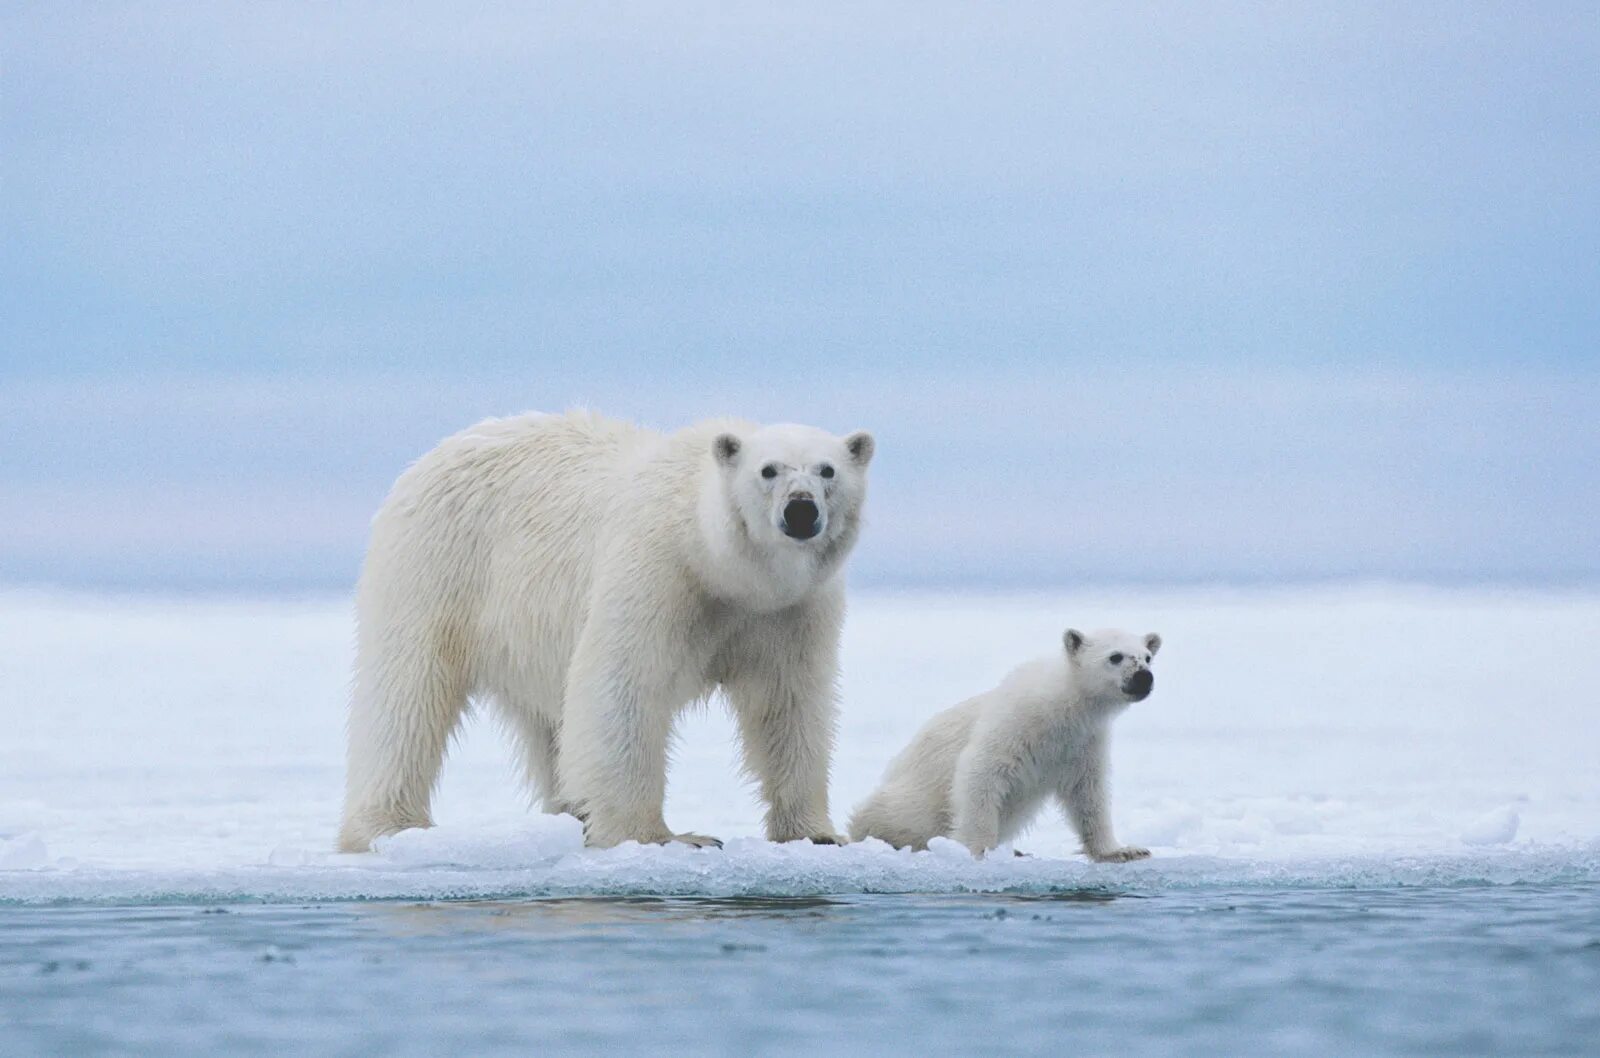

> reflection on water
[372,891,1137,940]
[3,885,1598,1056]
[376,894,851,935]
[997,889,1128,905]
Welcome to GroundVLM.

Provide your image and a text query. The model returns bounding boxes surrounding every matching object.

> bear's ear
[1144,633,1162,657]
[713,433,742,469]
[844,430,875,467]
[1063,629,1086,656]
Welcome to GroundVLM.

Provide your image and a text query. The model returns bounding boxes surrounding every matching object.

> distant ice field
[2,586,1597,905]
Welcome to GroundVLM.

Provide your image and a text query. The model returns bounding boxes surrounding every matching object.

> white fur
[848,627,1161,861]
[339,410,874,852]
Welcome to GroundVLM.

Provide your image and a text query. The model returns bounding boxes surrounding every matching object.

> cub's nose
[1124,668,1154,700]
[781,496,820,540]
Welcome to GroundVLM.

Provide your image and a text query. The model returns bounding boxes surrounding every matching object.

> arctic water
[6,885,1599,1057]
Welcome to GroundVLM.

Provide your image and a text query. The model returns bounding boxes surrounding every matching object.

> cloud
[3,368,1594,589]
[4,3,1599,377]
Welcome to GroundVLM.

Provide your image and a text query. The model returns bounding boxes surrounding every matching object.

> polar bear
[338,411,874,852]
[847,627,1160,860]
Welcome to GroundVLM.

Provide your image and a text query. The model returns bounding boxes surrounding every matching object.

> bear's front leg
[558,599,719,849]
[726,681,844,843]
[560,692,721,848]
[1088,845,1151,863]
[558,684,674,847]
[722,599,848,845]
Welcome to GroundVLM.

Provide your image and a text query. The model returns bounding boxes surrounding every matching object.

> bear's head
[1063,627,1163,703]
[712,424,874,550]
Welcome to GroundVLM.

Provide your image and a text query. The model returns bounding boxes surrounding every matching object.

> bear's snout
[781,496,821,540]
[1123,668,1154,701]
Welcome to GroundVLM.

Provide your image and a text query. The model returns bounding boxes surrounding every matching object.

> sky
[3,3,1597,590]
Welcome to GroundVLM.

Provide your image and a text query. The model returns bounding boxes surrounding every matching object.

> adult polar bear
[338,411,874,852]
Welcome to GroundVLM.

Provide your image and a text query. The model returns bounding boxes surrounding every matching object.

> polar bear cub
[848,627,1161,860]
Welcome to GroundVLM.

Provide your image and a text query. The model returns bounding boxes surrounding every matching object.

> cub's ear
[1144,633,1162,656]
[713,433,742,468]
[844,430,875,467]
[1063,629,1086,656]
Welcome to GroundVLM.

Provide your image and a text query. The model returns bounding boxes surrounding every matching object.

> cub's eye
[1144,654,1151,663]
[819,464,835,479]
[761,464,779,480]
[1108,653,1124,665]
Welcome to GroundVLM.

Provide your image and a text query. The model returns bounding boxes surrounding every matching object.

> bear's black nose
[782,498,820,540]
[1124,669,1154,700]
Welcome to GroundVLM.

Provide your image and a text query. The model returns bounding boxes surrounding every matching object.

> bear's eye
[819,464,835,479]
[1108,653,1124,665]
[761,464,779,480]
[1144,654,1151,663]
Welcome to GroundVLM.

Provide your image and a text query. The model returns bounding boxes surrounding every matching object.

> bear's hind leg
[497,700,582,819]
[339,633,468,853]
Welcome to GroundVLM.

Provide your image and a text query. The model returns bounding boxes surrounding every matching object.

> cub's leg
[949,742,1008,857]
[1057,734,1148,863]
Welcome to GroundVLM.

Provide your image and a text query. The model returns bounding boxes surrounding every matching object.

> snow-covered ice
[2,586,1597,904]
[1460,804,1521,845]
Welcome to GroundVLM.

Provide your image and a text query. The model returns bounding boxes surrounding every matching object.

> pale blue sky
[3,4,1596,589]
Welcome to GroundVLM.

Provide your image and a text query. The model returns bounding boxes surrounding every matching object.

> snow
[1461,805,1521,845]
[0,832,49,870]
[2,586,1597,904]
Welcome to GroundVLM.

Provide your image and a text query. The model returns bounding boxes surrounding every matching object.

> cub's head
[1063,627,1163,703]
[712,424,874,549]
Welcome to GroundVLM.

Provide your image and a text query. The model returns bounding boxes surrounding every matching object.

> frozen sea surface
[3,586,1598,902]
[3,587,1599,1053]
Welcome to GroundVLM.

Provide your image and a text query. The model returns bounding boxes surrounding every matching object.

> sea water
[5,886,1599,1056]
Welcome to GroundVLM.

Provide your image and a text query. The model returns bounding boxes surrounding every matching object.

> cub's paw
[669,832,724,850]
[803,833,849,846]
[1090,845,1151,864]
